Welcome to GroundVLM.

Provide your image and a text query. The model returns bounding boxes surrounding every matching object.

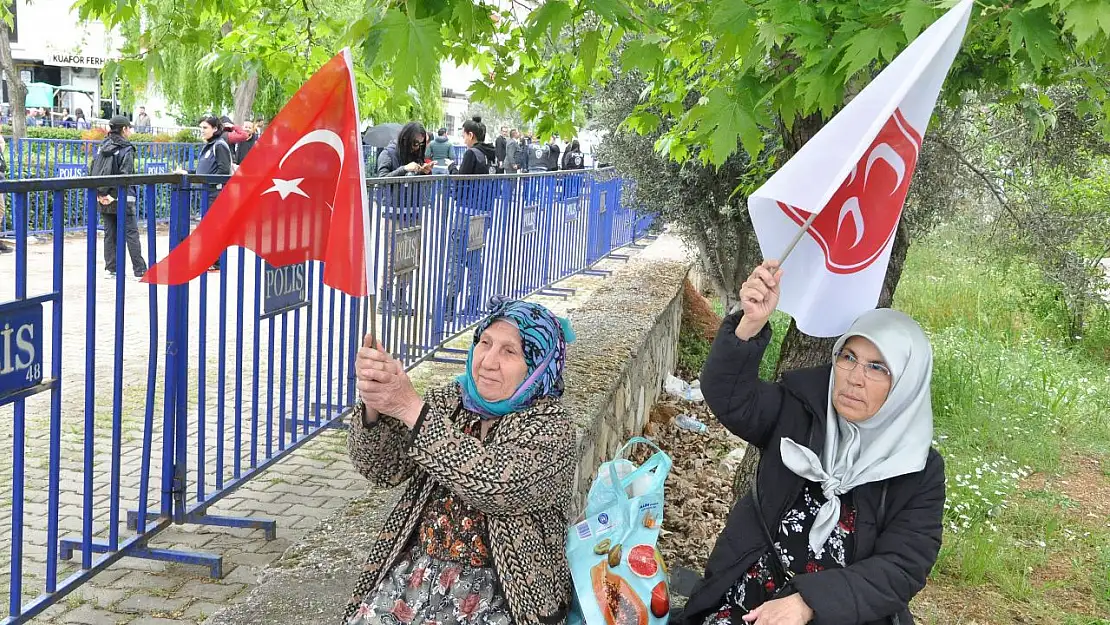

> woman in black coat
[682,260,945,625]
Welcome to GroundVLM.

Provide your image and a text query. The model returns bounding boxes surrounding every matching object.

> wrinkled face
[199,121,216,141]
[831,336,893,423]
[471,320,529,402]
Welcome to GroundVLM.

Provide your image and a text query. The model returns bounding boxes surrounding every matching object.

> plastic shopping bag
[567,437,673,625]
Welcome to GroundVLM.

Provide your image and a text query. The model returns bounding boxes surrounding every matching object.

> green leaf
[1062,0,1110,45]
[897,0,936,41]
[375,9,443,96]
[836,29,883,78]
[621,40,664,74]
[703,86,762,163]
[710,0,752,35]
[527,0,572,41]
[578,30,601,87]
[1003,7,1064,72]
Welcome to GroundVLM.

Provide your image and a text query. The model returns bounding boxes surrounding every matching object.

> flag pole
[728,212,817,315]
[779,211,818,265]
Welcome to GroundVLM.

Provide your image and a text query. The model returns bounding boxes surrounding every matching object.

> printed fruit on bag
[650,581,670,618]
[590,561,648,625]
[627,545,660,579]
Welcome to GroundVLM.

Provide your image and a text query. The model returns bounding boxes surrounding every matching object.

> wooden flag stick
[729,210,818,315]
[779,210,819,265]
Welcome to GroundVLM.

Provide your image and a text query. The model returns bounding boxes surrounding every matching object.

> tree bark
[0,21,27,142]
[232,72,258,124]
[219,20,258,124]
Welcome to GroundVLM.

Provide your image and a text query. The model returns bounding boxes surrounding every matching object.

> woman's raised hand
[735,260,783,340]
[355,334,424,428]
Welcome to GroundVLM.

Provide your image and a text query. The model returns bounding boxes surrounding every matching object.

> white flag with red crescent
[749,0,973,337]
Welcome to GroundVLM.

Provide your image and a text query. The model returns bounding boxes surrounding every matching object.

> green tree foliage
[77,0,444,124]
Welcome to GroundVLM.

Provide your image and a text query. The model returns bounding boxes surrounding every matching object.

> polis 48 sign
[0,299,44,403]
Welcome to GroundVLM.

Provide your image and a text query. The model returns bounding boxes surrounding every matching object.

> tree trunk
[0,22,27,142]
[219,20,259,124]
[232,72,258,124]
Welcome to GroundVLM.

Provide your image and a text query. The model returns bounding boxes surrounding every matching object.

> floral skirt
[348,551,512,625]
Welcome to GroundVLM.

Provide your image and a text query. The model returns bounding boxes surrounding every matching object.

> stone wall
[562,256,689,508]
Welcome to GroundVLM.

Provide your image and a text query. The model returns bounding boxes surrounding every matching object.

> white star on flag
[262,178,309,200]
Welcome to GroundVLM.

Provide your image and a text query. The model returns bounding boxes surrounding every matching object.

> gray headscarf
[779,308,934,555]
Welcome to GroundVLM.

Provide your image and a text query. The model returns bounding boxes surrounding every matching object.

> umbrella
[362,123,403,149]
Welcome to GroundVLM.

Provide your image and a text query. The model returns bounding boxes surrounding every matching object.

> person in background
[443,116,497,324]
[544,136,561,172]
[234,121,258,164]
[561,140,585,170]
[25,108,40,128]
[494,125,509,173]
[92,115,147,279]
[344,297,576,625]
[75,109,91,130]
[174,115,233,272]
[376,121,432,315]
[426,127,453,169]
[60,108,75,129]
[503,129,522,174]
[134,106,152,134]
[678,261,945,625]
[523,137,549,173]
[219,115,251,145]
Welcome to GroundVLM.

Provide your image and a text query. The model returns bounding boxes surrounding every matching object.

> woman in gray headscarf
[678,260,945,625]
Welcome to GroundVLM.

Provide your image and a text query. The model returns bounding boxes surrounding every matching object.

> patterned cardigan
[344,383,577,625]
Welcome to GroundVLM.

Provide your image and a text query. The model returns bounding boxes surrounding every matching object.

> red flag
[143,49,370,296]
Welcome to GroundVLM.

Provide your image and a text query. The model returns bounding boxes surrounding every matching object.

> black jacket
[494,135,508,164]
[545,142,561,171]
[377,140,428,178]
[196,134,233,176]
[456,142,497,175]
[234,134,258,164]
[561,149,585,170]
[679,313,945,625]
[93,133,136,211]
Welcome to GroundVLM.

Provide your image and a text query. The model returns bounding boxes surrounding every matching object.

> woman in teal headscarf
[344,297,578,625]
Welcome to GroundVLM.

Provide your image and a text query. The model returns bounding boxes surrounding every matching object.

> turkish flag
[143,49,371,297]
[748,0,973,337]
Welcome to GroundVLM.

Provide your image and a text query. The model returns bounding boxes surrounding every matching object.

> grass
[894,226,1110,623]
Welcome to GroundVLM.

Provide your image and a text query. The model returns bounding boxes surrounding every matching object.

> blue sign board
[522,204,539,234]
[55,164,88,178]
[145,162,170,175]
[564,200,580,222]
[0,300,44,400]
[263,263,308,316]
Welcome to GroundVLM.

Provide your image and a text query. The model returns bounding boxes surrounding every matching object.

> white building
[5,0,118,121]
[439,59,480,137]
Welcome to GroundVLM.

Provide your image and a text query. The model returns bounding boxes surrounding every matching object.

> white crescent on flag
[262,129,347,201]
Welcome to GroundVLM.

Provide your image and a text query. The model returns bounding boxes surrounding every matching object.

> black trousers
[102,211,147,275]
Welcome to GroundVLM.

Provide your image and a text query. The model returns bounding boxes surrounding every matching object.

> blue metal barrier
[0,139,200,236]
[0,167,652,623]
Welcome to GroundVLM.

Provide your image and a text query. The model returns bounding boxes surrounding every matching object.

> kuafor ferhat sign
[44,50,109,68]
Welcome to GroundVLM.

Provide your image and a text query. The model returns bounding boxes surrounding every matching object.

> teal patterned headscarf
[457,297,576,418]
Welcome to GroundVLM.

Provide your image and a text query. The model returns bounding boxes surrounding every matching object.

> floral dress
[703,482,857,625]
[348,422,512,625]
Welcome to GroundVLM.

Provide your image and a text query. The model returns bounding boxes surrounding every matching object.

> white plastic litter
[664,374,704,402]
